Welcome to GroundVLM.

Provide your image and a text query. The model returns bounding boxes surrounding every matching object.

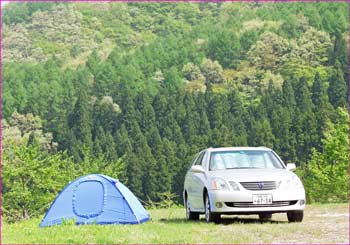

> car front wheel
[204,193,220,223]
[185,196,199,220]
[287,211,304,222]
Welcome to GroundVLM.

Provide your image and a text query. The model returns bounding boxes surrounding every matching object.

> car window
[194,151,205,166]
[201,151,208,169]
[191,153,200,166]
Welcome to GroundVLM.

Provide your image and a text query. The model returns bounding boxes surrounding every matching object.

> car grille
[240,181,280,191]
[225,200,298,208]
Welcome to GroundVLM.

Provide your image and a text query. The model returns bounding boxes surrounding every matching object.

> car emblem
[258,182,264,189]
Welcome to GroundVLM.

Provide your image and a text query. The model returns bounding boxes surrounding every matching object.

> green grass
[2,204,349,244]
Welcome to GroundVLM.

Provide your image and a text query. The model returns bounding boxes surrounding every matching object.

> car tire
[259,213,272,221]
[204,193,220,223]
[287,211,304,222]
[185,196,199,220]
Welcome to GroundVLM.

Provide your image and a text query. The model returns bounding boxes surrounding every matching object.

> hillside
[3,2,348,98]
[2,2,348,222]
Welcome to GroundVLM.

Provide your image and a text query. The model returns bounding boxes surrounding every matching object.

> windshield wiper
[226,167,262,169]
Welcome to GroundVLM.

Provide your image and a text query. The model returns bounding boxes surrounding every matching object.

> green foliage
[3,112,57,151]
[291,27,332,66]
[248,31,289,70]
[145,192,179,220]
[2,143,75,222]
[300,108,348,203]
[145,192,178,210]
[2,139,126,223]
[2,2,348,222]
[200,58,224,84]
[78,147,126,181]
[206,28,241,68]
[2,112,126,222]
[3,3,60,25]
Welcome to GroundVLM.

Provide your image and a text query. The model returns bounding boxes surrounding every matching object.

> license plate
[253,194,273,204]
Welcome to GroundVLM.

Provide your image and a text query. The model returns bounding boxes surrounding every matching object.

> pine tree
[125,142,144,199]
[152,91,169,137]
[94,62,119,97]
[147,127,172,201]
[196,110,210,148]
[103,132,118,162]
[249,119,274,148]
[312,72,332,150]
[136,92,156,135]
[281,79,298,161]
[294,77,318,162]
[328,61,347,109]
[312,72,327,108]
[114,124,129,157]
[329,31,347,71]
[207,92,228,130]
[93,126,105,158]
[130,121,157,200]
[295,77,313,114]
[227,90,247,146]
[86,49,101,76]
[182,93,200,146]
[270,105,295,161]
[67,90,93,161]
[161,138,177,181]
[282,79,296,110]
[119,84,138,131]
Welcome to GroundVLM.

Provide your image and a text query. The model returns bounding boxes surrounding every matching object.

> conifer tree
[227,90,247,146]
[328,61,347,109]
[249,119,274,148]
[312,72,331,149]
[294,77,318,162]
[282,79,296,110]
[136,92,156,135]
[130,121,157,200]
[67,90,93,161]
[86,49,101,76]
[147,128,172,200]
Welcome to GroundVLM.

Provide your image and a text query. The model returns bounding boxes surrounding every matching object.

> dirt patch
[272,204,349,244]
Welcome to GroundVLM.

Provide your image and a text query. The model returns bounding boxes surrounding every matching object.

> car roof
[206,146,272,153]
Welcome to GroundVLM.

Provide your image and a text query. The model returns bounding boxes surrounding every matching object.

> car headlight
[291,175,304,188]
[211,178,230,190]
[280,176,304,189]
[228,181,240,191]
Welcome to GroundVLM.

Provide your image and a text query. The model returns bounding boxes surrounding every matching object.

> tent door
[72,180,105,218]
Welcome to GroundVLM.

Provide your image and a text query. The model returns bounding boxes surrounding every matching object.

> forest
[2,2,348,222]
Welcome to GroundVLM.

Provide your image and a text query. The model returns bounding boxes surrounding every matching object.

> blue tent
[40,174,150,227]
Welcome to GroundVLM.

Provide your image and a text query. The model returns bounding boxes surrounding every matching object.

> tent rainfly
[40,174,150,227]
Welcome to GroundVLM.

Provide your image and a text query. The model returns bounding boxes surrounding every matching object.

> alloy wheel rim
[186,199,190,219]
[205,197,210,222]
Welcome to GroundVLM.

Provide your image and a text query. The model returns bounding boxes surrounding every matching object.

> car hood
[210,169,296,182]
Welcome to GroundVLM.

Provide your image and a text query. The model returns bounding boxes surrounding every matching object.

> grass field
[2,203,349,244]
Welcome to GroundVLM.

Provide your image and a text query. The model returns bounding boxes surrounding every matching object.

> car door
[191,151,206,210]
[185,153,200,208]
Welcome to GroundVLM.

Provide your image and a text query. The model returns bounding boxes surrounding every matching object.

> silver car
[183,147,306,223]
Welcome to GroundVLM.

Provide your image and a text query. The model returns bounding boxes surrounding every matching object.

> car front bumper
[209,188,306,214]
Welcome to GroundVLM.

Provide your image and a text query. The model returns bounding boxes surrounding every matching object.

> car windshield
[209,150,284,171]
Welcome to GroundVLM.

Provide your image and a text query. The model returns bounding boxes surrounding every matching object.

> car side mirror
[191,165,205,173]
[286,163,296,171]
